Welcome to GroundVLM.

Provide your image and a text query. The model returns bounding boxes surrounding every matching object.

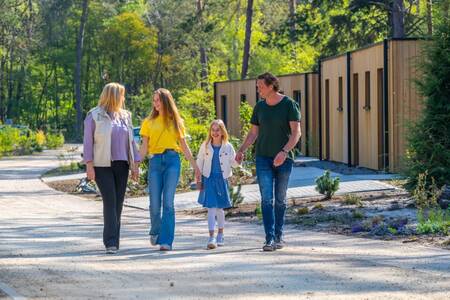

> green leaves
[315,170,340,200]
[2,0,446,142]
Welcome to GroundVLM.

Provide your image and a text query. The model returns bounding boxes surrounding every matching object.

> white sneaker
[217,234,224,246]
[105,246,118,254]
[207,237,217,249]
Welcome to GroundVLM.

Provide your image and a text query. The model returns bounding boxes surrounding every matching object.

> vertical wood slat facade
[214,39,423,172]
[321,55,348,163]
[320,39,423,172]
[388,40,423,171]
[214,73,320,157]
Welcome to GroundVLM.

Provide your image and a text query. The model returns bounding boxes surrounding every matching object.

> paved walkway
[40,146,399,211]
[1,149,449,299]
[127,162,398,210]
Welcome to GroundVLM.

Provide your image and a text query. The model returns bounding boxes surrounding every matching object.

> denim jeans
[94,161,129,248]
[148,150,181,247]
[255,156,293,243]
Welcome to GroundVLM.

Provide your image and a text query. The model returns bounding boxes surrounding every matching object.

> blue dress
[198,145,231,208]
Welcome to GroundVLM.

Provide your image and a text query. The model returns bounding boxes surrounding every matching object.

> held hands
[131,164,140,182]
[235,150,244,165]
[273,151,287,167]
[196,179,203,190]
[194,166,201,182]
[194,166,202,190]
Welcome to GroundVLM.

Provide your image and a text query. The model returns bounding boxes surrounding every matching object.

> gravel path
[0,149,449,299]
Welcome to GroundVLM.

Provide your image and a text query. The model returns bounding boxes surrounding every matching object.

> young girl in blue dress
[196,120,240,249]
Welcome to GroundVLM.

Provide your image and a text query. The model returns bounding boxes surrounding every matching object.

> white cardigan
[196,141,239,179]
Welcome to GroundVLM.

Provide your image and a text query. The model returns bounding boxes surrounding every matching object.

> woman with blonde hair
[139,88,201,251]
[83,82,140,254]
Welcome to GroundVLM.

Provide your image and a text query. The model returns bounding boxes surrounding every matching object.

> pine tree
[405,23,450,189]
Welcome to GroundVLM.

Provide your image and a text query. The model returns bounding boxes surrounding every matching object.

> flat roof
[214,71,317,84]
[320,37,423,63]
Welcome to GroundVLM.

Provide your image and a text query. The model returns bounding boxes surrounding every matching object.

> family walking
[83,72,301,254]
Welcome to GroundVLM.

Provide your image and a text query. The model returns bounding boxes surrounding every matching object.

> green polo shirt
[250,96,301,159]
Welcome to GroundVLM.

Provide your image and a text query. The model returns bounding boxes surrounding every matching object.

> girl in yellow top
[139,88,201,251]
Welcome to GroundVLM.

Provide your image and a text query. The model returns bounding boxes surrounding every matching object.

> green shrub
[343,194,363,206]
[18,134,35,155]
[315,170,340,199]
[297,207,309,215]
[415,173,450,235]
[255,204,262,220]
[388,227,398,235]
[417,217,449,235]
[313,203,324,210]
[239,101,253,138]
[404,24,450,190]
[0,126,20,154]
[46,132,64,149]
[178,157,193,190]
[139,158,149,185]
[0,126,49,155]
[413,172,442,210]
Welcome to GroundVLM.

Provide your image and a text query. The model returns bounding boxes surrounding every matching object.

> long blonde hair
[148,88,184,137]
[205,119,229,149]
[98,82,125,112]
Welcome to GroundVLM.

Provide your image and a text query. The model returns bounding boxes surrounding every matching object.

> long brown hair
[148,88,184,137]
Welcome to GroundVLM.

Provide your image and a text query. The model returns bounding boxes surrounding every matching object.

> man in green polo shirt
[236,72,301,251]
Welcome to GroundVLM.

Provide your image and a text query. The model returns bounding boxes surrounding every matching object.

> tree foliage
[0,0,446,141]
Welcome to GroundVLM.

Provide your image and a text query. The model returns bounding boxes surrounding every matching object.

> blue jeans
[148,150,181,247]
[256,156,293,243]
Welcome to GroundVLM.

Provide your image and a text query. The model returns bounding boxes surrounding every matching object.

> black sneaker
[275,237,286,249]
[262,240,276,252]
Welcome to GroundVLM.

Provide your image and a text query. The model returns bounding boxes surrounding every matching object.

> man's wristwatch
[281,148,289,155]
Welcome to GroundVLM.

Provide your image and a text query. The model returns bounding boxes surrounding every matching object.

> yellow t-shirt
[140,116,185,155]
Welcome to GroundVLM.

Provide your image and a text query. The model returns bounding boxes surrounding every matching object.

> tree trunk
[74,0,89,140]
[197,0,209,91]
[443,0,449,22]
[85,47,91,108]
[231,0,241,80]
[54,63,60,129]
[153,30,163,89]
[391,0,405,38]
[27,0,34,40]
[0,56,5,122]
[36,67,51,128]
[426,0,433,35]
[288,0,296,43]
[241,0,254,79]
[15,64,25,118]
[199,46,208,91]
[6,46,15,120]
